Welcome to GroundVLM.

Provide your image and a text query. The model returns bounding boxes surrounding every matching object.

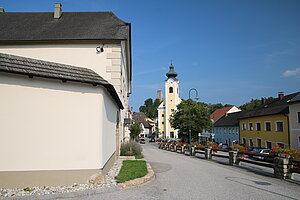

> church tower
[157,64,181,138]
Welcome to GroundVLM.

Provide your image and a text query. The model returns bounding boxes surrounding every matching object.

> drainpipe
[285,114,291,147]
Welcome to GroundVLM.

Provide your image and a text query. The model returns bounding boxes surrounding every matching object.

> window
[242,123,246,131]
[162,114,164,117]
[256,122,261,131]
[229,128,231,134]
[298,112,300,123]
[266,141,272,149]
[162,122,164,124]
[224,128,226,134]
[257,139,262,148]
[265,122,271,131]
[276,121,284,132]
[249,123,253,131]
[242,138,246,145]
[249,139,253,147]
[236,128,239,135]
[169,87,173,93]
[170,131,174,138]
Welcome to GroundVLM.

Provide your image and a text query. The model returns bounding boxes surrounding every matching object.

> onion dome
[166,64,178,79]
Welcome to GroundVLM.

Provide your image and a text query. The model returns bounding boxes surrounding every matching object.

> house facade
[0,4,131,188]
[132,112,154,137]
[0,3,132,146]
[213,111,245,145]
[288,94,300,150]
[157,65,181,138]
[202,106,241,141]
[239,92,299,149]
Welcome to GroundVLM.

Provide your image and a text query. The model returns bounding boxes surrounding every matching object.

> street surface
[66,142,300,200]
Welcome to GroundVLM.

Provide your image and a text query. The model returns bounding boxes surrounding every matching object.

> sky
[2,0,300,111]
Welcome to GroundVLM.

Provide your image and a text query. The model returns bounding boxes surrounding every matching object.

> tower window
[169,87,173,93]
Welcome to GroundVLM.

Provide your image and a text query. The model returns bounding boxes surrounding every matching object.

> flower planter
[176,145,183,153]
[278,153,291,159]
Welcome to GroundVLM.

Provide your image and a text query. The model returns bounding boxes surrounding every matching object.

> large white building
[0,3,131,188]
[157,65,182,138]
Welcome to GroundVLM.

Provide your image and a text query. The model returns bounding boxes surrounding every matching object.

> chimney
[0,8,5,12]
[54,3,62,19]
[261,97,266,104]
[278,92,284,100]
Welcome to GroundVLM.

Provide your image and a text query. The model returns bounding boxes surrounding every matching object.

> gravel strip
[0,159,123,199]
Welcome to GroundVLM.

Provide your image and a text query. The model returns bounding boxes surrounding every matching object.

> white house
[0,3,131,188]
[288,93,300,150]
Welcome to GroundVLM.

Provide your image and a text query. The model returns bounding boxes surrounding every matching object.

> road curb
[1,186,121,200]
[117,162,155,189]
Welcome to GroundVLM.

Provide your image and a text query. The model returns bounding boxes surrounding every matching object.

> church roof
[166,64,178,79]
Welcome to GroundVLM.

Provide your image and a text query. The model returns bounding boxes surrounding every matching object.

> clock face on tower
[168,79,174,84]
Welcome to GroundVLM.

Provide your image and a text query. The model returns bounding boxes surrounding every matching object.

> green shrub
[120,142,142,156]
[135,153,144,159]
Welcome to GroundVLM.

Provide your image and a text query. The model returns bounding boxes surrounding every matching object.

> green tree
[208,103,224,114]
[129,122,143,140]
[239,97,275,111]
[169,99,212,142]
[139,98,162,119]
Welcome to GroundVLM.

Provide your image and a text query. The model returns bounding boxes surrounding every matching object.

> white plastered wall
[289,103,300,150]
[0,42,129,153]
[0,73,117,171]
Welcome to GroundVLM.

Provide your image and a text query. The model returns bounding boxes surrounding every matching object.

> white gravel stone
[0,159,123,198]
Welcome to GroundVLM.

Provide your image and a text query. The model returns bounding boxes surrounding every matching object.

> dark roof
[239,92,300,119]
[132,112,147,121]
[132,112,152,128]
[213,111,248,127]
[166,65,178,80]
[0,53,123,109]
[0,12,130,41]
[289,93,300,104]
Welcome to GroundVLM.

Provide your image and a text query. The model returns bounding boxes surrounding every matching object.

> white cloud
[283,68,300,79]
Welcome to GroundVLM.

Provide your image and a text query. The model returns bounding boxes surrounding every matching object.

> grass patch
[115,160,148,183]
[135,153,144,159]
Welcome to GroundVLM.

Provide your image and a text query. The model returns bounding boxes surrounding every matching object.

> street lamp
[188,88,199,144]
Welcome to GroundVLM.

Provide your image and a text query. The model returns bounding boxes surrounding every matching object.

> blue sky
[2,0,300,111]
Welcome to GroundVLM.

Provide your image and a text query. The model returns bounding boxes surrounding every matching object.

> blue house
[213,111,246,145]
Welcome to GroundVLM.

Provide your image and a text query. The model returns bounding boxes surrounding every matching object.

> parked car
[253,149,271,161]
[156,138,162,142]
[219,144,229,149]
[247,147,261,158]
[139,138,145,144]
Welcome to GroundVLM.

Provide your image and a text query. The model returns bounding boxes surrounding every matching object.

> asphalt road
[66,142,300,200]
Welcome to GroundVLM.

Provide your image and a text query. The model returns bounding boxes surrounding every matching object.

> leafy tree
[129,123,143,140]
[139,98,162,119]
[239,97,275,111]
[169,99,212,142]
[207,103,224,114]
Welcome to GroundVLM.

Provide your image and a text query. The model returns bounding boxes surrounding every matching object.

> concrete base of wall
[0,152,116,188]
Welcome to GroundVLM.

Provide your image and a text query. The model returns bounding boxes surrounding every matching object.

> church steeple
[166,64,178,79]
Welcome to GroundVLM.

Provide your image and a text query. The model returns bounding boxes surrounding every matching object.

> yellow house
[239,92,300,149]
